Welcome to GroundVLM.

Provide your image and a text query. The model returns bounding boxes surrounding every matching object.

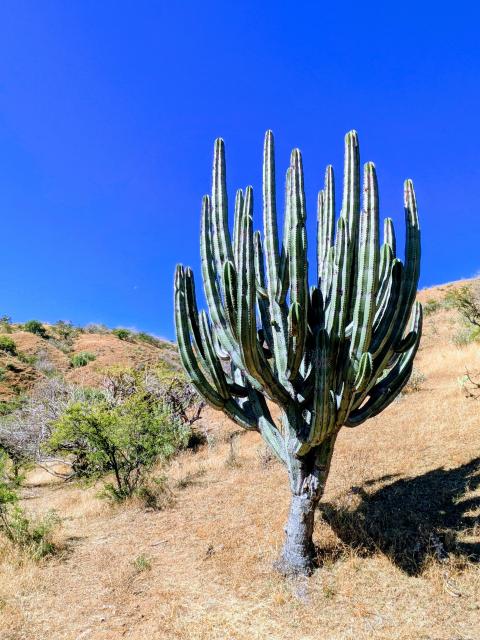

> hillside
[0,321,180,405]
[1,283,480,640]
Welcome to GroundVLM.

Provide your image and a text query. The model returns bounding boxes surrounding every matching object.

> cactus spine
[174,130,422,575]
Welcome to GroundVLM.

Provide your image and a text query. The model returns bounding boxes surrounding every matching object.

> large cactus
[174,130,422,575]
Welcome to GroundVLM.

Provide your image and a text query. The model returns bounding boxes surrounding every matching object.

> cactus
[174,130,422,575]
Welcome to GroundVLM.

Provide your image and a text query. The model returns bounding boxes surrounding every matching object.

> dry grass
[1,284,479,639]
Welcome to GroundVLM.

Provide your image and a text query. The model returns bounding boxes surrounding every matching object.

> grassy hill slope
[0,322,180,405]
[1,284,479,640]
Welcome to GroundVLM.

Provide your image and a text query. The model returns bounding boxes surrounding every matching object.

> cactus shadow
[319,457,480,576]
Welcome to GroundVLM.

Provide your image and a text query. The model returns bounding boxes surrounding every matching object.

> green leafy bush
[0,452,57,559]
[445,282,480,344]
[0,335,17,356]
[423,298,441,316]
[136,332,161,347]
[0,316,12,333]
[23,320,48,338]
[112,328,131,341]
[70,351,96,368]
[47,370,190,500]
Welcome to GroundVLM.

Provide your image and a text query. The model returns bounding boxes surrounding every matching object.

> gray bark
[276,429,337,576]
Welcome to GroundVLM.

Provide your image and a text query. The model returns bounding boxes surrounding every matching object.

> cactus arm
[263,130,281,290]
[200,196,234,351]
[223,260,238,340]
[308,329,336,447]
[254,231,274,351]
[211,138,235,277]
[175,266,226,408]
[317,165,335,297]
[393,179,421,347]
[286,150,308,381]
[198,310,230,398]
[233,189,244,269]
[236,187,290,405]
[370,259,403,356]
[350,162,380,361]
[347,301,422,422]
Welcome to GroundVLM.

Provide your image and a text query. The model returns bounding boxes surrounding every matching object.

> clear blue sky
[0,1,479,339]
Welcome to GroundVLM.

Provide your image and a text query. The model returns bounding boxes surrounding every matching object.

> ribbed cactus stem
[174,130,422,575]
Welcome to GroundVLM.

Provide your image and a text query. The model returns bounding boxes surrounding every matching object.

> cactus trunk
[174,130,422,575]
[277,432,337,575]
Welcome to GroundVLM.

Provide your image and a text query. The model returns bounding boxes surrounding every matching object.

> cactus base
[275,493,318,576]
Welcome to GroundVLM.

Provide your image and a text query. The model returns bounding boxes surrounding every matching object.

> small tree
[0,452,57,558]
[0,335,17,356]
[47,370,191,499]
[23,320,48,338]
[175,131,422,575]
[446,280,480,342]
[112,328,131,341]
[70,351,96,368]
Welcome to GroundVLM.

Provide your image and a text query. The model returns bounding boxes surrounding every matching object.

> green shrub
[47,372,190,500]
[136,332,161,347]
[70,351,96,368]
[132,553,152,572]
[0,336,17,356]
[16,352,37,366]
[54,320,77,340]
[112,328,131,341]
[23,320,48,338]
[0,316,12,333]
[0,396,25,416]
[403,368,426,393]
[84,323,110,334]
[423,299,441,316]
[0,452,57,559]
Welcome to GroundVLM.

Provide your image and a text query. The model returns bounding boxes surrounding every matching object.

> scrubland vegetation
[0,287,478,636]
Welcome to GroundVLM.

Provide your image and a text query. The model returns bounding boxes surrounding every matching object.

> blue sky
[0,1,479,339]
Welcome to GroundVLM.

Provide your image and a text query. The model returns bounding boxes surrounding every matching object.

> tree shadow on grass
[319,457,480,575]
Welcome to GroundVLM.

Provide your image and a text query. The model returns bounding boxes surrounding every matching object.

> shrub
[136,332,162,347]
[23,320,48,338]
[0,316,12,333]
[34,349,57,376]
[112,328,131,341]
[423,298,441,316]
[70,351,96,368]
[445,281,480,343]
[47,370,191,500]
[403,368,426,394]
[84,323,110,334]
[0,378,98,474]
[132,554,152,572]
[54,320,77,341]
[0,335,17,356]
[0,452,58,559]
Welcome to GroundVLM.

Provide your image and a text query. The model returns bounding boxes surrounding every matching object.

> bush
[53,320,77,341]
[23,320,48,338]
[0,452,57,559]
[70,351,96,368]
[34,349,57,375]
[47,370,191,500]
[403,368,426,394]
[136,332,161,347]
[0,335,17,356]
[445,281,480,343]
[0,316,12,333]
[0,378,98,474]
[112,328,131,341]
[84,323,110,335]
[423,298,441,316]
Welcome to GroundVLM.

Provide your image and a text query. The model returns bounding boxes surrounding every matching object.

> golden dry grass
[1,285,479,640]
